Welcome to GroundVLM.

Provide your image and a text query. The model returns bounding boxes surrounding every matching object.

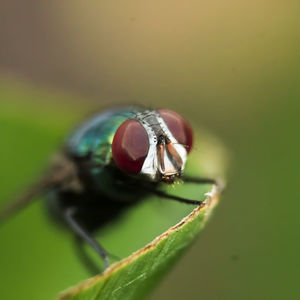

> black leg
[183,176,224,193]
[0,155,81,225]
[138,183,204,205]
[146,188,203,205]
[74,236,101,275]
[74,235,121,276]
[64,207,110,270]
[0,177,50,225]
[137,176,221,206]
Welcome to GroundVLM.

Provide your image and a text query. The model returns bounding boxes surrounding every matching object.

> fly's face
[156,134,184,182]
[112,109,193,183]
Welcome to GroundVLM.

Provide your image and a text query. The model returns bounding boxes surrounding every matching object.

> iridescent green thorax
[67,108,137,165]
[65,107,143,199]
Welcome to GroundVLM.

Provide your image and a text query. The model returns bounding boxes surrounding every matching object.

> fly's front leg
[182,176,225,193]
[146,188,204,205]
[137,176,223,205]
[63,207,110,270]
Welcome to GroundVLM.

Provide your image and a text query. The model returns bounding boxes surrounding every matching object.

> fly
[0,107,221,272]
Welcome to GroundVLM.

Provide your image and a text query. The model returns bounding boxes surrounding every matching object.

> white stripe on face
[135,110,187,181]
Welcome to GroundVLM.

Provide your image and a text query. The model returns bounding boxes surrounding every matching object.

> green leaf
[0,79,227,300]
[58,133,227,300]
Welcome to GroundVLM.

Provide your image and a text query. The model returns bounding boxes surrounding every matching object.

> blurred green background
[0,1,300,299]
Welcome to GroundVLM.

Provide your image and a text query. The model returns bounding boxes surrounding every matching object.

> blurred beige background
[2,1,298,108]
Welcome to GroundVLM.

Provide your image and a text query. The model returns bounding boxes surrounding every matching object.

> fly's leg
[74,234,121,275]
[144,188,204,205]
[64,207,110,270]
[182,176,225,193]
[0,154,81,225]
[74,236,102,275]
[0,176,52,225]
[137,176,223,205]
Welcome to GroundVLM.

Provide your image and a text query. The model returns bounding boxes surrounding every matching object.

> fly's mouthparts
[161,172,181,184]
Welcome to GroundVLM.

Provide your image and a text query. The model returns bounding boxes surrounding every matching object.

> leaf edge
[58,185,220,300]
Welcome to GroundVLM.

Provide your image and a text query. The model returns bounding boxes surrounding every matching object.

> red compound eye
[112,119,149,173]
[158,109,193,153]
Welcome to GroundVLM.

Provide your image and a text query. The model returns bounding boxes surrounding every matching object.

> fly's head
[112,109,193,183]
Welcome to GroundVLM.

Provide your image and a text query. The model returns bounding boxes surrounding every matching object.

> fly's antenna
[172,142,189,149]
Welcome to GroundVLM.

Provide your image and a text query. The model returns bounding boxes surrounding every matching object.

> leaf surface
[58,133,227,300]
[0,79,227,300]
